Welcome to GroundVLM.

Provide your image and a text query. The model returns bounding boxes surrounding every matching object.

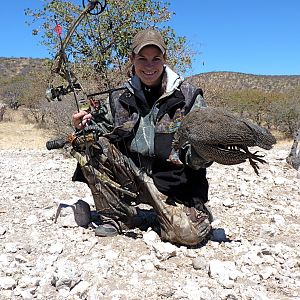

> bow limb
[51,0,101,77]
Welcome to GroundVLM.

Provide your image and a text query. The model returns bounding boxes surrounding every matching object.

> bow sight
[45,83,82,102]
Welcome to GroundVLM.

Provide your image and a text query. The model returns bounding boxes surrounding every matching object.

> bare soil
[0,109,52,150]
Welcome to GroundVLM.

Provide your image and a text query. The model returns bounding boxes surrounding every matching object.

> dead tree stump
[286,127,300,170]
[0,103,7,122]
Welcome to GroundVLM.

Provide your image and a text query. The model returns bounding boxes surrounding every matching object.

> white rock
[219,290,239,300]
[192,257,205,270]
[20,288,36,300]
[239,182,249,196]
[211,219,221,227]
[197,287,215,300]
[144,279,155,285]
[15,254,28,263]
[209,196,222,205]
[259,266,277,279]
[220,278,235,289]
[5,242,18,253]
[222,198,234,207]
[0,276,17,289]
[139,254,153,261]
[104,250,119,260]
[26,215,39,225]
[274,176,286,185]
[143,261,155,271]
[181,280,215,299]
[58,288,70,297]
[129,273,139,285]
[0,226,7,235]
[142,229,159,245]
[269,165,279,174]
[208,260,240,283]
[0,254,12,266]
[271,214,286,226]
[70,280,90,297]
[52,259,81,290]
[109,289,128,298]
[243,251,264,265]
[35,255,58,272]
[152,241,177,260]
[242,286,270,300]
[49,242,64,254]
[18,275,40,288]
[260,224,277,238]
[2,290,14,299]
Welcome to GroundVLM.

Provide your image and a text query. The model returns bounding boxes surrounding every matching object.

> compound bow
[46,0,137,198]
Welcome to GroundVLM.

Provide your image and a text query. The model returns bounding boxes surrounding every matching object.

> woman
[72,29,212,246]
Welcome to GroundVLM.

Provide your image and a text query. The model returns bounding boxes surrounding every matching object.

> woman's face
[131,45,165,87]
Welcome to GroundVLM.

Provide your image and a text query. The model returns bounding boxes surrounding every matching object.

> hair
[126,60,135,78]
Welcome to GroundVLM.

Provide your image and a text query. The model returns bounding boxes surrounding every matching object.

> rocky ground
[0,114,300,300]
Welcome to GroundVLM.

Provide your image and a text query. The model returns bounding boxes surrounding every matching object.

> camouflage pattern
[71,138,138,224]
[108,73,207,151]
[73,67,212,245]
[136,170,212,245]
[73,137,212,245]
[155,107,184,134]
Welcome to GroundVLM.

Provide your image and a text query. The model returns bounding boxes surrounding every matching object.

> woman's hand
[72,111,92,129]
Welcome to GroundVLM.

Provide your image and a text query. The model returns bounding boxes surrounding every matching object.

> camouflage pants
[72,137,211,246]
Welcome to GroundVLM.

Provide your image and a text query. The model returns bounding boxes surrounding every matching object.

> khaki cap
[132,29,166,54]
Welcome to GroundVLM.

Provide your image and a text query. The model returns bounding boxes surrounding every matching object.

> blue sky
[0,0,299,76]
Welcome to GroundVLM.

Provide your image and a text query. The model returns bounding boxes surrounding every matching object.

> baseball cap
[132,29,166,54]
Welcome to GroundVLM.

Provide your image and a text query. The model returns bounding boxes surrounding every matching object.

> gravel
[0,142,299,300]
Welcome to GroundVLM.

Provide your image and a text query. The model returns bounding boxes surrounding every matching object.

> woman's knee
[159,207,212,246]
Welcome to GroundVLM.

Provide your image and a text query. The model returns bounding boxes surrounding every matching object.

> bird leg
[243,147,267,175]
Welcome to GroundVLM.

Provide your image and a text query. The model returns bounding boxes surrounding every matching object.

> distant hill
[0,57,299,138]
[1,57,300,100]
[188,71,300,95]
[0,57,48,80]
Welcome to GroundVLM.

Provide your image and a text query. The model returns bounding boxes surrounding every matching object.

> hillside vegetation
[0,57,299,137]
[0,57,46,79]
[1,57,299,94]
[189,71,300,94]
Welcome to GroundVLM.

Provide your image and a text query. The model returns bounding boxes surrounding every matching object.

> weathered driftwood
[286,127,300,171]
[0,103,7,122]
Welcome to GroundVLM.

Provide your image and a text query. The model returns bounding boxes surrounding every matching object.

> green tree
[26,0,193,90]
[223,89,283,127]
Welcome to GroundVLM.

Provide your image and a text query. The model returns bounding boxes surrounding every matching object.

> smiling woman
[130,46,165,87]
[129,29,166,87]
[71,28,213,246]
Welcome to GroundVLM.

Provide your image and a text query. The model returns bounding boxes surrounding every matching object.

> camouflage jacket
[73,66,209,199]
[107,65,207,163]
